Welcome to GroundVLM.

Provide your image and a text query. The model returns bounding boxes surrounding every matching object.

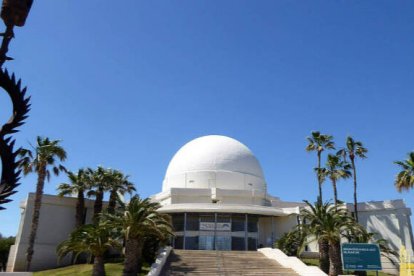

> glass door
[215,236,231,250]
[199,236,214,250]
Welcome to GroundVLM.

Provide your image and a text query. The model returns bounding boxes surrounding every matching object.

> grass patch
[34,262,150,276]
[301,258,319,266]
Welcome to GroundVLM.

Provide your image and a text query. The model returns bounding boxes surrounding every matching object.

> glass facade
[171,213,259,251]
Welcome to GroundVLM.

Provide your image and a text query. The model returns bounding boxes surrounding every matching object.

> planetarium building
[151,135,307,251]
[6,135,414,272]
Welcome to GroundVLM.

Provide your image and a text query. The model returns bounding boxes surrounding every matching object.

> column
[245,214,248,251]
[183,212,187,249]
[271,216,275,247]
[214,213,217,250]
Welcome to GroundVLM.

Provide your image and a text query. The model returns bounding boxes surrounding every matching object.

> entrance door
[199,236,214,250]
[215,236,231,250]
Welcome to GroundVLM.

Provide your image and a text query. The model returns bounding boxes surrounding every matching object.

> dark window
[185,236,199,250]
[231,237,245,250]
[231,214,245,231]
[248,216,258,232]
[248,238,257,250]
[186,213,199,231]
[217,214,231,223]
[200,214,215,222]
[174,236,183,249]
[172,214,184,232]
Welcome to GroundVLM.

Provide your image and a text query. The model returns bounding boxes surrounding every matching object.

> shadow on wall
[365,213,409,253]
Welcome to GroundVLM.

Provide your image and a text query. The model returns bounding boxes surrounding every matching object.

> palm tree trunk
[93,188,104,223]
[317,151,323,202]
[319,238,330,274]
[76,189,85,228]
[332,178,338,207]
[26,165,46,271]
[123,238,143,276]
[92,255,105,276]
[107,189,117,214]
[329,239,343,276]
[351,158,358,222]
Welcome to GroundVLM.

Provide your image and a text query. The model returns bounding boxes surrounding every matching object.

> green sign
[341,243,382,271]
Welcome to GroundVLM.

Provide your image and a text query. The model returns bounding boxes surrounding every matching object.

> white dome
[162,135,266,192]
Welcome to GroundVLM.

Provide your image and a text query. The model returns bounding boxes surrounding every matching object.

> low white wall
[258,247,327,276]
[147,246,172,276]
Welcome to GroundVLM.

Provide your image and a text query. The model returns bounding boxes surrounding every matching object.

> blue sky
[1,1,414,236]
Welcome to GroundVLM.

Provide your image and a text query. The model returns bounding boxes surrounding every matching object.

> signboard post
[341,243,382,274]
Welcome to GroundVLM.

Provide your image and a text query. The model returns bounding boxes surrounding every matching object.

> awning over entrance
[158,203,299,216]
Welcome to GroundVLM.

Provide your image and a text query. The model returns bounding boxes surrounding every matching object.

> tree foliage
[0,234,15,271]
[57,221,121,276]
[275,228,305,257]
[394,152,414,192]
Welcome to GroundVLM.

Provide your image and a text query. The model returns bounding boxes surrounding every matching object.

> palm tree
[57,169,89,228]
[108,195,172,276]
[394,152,414,192]
[306,131,335,203]
[57,221,121,276]
[337,136,367,222]
[305,131,335,273]
[320,154,351,207]
[18,136,67,271]
[106,170,135,214]
[301,200,357,276]
[86,167,111,223]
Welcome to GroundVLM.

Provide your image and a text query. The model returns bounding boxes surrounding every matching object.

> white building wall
[7,193,96,272]
[356,200,414,255]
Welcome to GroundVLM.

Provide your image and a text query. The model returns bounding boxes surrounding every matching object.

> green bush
[0,234,15,271]
[274,229,305,257]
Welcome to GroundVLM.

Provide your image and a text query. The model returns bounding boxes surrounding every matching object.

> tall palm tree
[337,136,367,222]
[301,200,357,276]
[306,131,335,203]
[108,195,172,276]
[57,221,121,276]
[86,167,111,223]
[106,170,135,214]
[305,131,335,273]
[18,136,67,271]
[394,152,414,192]
[320,154,351,207]
[57,169,89,228]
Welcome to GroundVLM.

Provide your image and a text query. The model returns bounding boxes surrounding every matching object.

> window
[231,214,245,231]
[186,213,199,231]
[231,237,245,250]
[172,214,184,232]
[248,216,258,232]
[248,238,257,250]
[174,236,183,249]
[185,236,198,250]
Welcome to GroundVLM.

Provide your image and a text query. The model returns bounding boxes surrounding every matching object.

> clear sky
[1,1,414,237]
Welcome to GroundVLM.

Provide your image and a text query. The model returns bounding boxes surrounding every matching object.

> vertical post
[271,216,275,247]
[257,216,259,249]
[245,214,248,251]
[183,212,187,249]
[214,213,217,250]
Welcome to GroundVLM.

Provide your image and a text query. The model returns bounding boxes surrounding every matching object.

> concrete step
[161,250,299,276]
